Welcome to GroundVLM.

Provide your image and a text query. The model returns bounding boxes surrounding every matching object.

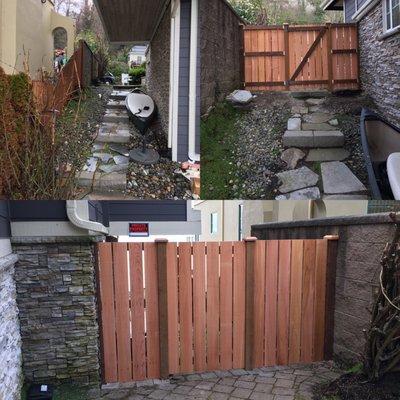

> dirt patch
[314,372,400,400]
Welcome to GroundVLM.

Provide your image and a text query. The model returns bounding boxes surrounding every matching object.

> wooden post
[156,239,169,379]
[283,24,290,89]
[244,237,257,370]
[323,235,339,359]
[326,23,333,91]
[239,24,245,89]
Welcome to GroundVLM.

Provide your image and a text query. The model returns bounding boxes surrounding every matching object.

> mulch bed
[314,372,400,400]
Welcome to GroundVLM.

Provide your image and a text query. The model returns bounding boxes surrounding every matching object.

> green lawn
[201,102,244,199]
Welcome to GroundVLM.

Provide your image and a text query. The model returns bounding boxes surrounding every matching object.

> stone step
[103,110,130,124]
[110,91,130,100]
[321,161,368,195]
[77,171,126,190]
[302,122,337,131]
[277,166,320,194]
[306,148,350,162]
[283,131,344,148]
[96,123,131,144]
[107,100,126,110]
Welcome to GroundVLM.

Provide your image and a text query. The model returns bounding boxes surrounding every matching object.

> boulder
[281,148,306,169]
[226,90,253,105]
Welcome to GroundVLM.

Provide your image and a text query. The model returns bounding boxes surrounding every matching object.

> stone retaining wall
[200,0,243,114]
[0,253,22,400]
[251,213,397,364]
[12,237,101,387]
[359,4,400,126]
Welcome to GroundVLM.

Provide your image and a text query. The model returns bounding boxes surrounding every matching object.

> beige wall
[0,0,75,76]
[194,200,369,242]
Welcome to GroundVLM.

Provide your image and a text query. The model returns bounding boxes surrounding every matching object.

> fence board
[244,24,359,91]
[97,239,336,384]
[129,243,147,381]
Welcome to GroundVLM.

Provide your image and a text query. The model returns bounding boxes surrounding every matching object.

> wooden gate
[96,237,338,384]
[243,23,359,92]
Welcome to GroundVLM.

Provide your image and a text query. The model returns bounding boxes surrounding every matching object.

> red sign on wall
[129,223,150,237]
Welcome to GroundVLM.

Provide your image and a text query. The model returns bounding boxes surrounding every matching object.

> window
[238,205,244,240]
[137,56,142,64]
[210,213,218,235]
[385,0,400,32]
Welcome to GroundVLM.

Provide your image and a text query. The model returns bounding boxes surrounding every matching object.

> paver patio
[88,362,341,400]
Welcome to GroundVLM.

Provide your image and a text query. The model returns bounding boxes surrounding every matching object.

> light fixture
[41,0,47,4]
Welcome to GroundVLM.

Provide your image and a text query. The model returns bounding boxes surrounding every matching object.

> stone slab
[276,186,321,200]
[306,98,325,106]
[93,153,114,163]
[291,106,308,114]
[103,112,129,124]
[77,171,126,190]
[321,161,368,194]
[277,166,319,194]
[99,164,128,174]
[283,131,313,148]
[306,148,349,162]
[313,131,344,147]
[281,148,306,169]
[302,123,337,131]
[113,155,130,165]
[107,100,126,110]
[303,112,335,124]
[109,144,130,157]
[97,124,131,144]
[287,117,302,131]
[323,194,369,200]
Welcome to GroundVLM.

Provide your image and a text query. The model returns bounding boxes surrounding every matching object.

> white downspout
[66,201,109,235]
[188,0,200,162]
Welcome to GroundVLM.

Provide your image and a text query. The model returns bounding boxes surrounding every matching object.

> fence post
[283,24,290,88]
[326,23,333,91]
[155,239,169,379]
[323,235,339,360]
[244,237,257,370]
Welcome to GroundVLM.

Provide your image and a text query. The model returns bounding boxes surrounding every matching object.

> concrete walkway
[88,362,341,400]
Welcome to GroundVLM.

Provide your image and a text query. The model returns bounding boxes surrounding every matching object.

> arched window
[53,27,68,53]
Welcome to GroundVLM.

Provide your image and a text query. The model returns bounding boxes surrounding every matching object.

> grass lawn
[21,384,88,400]
[201,102,244,199]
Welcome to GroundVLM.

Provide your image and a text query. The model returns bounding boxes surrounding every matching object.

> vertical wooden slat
[265,240,279,366]
[301,240,316,363]
[113,243,132,382]
[156,240,169,378]
[220,242,234,370]
[245,238,257,370]
[289,240,303,364]
[233,242,246,369]
[253,240,266,368]
[314,240,328,361]
[277,240,291,365]
[144,243,160,378]
[166,243,179,374]
[284,24,290,88]
[129,243,147,381]
[326,23,333,90]
[97,244,118,383]
[206,242,220,371]
[178,242,194,373]
[193,242,207,372]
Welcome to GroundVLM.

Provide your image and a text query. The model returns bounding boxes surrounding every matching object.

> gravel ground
[227,91,375,199]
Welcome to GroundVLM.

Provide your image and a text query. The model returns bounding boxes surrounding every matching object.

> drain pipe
[188,0,200,162]
[66,201,109,235]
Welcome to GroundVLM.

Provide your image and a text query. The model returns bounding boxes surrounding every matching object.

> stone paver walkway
[88,362,341,400]
[278,93,368,200]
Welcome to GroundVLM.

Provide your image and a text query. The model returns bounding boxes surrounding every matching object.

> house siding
[199,0,243,114]
[147,3,171,143]
[344,0,356,21]
[358,3,400,125]
[0,201,10,238]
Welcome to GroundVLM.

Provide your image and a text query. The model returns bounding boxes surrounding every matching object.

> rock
[321,161,368,194]
[109,144,130,157]
[306,98,325,106]
[276,187,321,200]
[281,148,306,169]
[93,153,113,163]
[99,164,129,173]
[302,122,337,131]
[306,148,350,162]
[92,143,106,151]
[291,106,308,114]
[277,166,319,193]
[287,117,302,131]
[283,131,313,148]
[84,157,98,173]
[329,119,339,126]
[304,112,335,124]
[226,90,253,105]
[113,155,130,165]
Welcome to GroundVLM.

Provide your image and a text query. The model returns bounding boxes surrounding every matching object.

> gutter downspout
[188,0,200,162]
[66,201,109,235]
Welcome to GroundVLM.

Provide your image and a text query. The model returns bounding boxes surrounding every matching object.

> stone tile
[200,372,218,379]
[303,112,335,124]
[148,389,169,399]
[250,392,274,400]
[189,388,212,398]
[195,381,215,391]
[275,379,294,388]
[213,384,235,394]
[306,148,349,162]
[272,387,296,396]
[186,374,202,381]
[215,370,233,378]
[163,394,187,400]
[274,396,294,400]
[219,378,236,386]
[302,123,337,131]
[277,166,319,194]
[288,118,302,130]
[209,393,230,400]
[127,395,145,400]
[254,383,273,393]
[173,385,192,394]
[255,376,276,384]
[230,387,252,399]
[230,369,248,376]
[234,380,256,389]
[238,375,255,382]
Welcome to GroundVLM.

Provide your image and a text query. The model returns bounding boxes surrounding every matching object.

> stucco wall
[147,4,171,142]
[0,252,22,400]
[12,237,101,387]
[251,213,397,364]
[358,3,400,126]
[199,0,243,114]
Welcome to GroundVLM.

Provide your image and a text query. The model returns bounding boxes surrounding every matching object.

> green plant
[129,64,146,85]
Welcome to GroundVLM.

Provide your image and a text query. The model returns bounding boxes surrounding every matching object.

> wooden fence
[243,23,359,92]
[96,237,338,384]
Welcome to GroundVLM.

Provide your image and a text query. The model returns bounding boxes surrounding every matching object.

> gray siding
[9,201,68,221]
[0,201,10,238]
[177,0,191,162]
[345,0,356,21]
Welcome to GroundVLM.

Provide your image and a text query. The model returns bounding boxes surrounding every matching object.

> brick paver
[88,362,341,400]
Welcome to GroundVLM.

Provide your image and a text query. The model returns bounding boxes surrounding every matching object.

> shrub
[129,64,146,85]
